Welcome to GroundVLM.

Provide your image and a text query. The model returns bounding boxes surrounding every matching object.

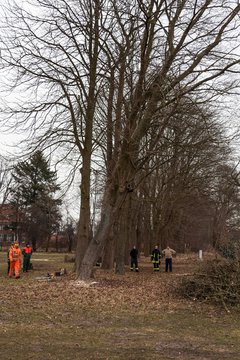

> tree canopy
[10,150,62,250]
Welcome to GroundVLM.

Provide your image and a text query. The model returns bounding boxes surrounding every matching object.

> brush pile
[178,259,240,310]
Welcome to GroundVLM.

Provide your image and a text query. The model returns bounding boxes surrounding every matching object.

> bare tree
[79,1,240,280]
[0,156,13,204]
[0,1,240,279]
[117,99,232,257]
[0,0,108,271]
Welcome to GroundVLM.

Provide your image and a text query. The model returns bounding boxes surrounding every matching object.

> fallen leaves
[0,253,206,314]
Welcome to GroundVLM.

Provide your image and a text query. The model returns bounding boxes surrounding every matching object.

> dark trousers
[130,258,138,271]
[153,262,160,271]
[165,258,172,272]
[23,255,31,272]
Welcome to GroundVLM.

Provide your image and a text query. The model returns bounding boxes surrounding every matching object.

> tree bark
[74,0,100,277]
[75,156,91,275]
[78,201,114,280]
[115,204,128,275]
[101,232,115,270]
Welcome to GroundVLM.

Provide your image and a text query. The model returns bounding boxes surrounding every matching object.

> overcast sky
[1,0,240,221]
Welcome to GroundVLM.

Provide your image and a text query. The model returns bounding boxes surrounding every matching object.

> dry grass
[0,251,240,359]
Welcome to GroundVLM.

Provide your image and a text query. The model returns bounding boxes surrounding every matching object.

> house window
[7,234,14,242]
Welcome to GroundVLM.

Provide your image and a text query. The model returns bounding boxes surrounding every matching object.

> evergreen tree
[10,150,62,250]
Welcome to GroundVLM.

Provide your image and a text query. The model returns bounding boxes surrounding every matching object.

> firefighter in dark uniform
[130,245,139,272]
[151,245,161,271]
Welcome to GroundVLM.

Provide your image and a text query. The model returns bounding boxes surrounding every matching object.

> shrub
[178,260,240,309]
[218,243,237,260]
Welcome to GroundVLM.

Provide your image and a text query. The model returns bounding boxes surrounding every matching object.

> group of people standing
[130,245,176,273]
[7,242,33,279]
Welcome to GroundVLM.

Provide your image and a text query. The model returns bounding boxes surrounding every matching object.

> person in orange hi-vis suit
[7,242,14,275]
[9,242,22,279]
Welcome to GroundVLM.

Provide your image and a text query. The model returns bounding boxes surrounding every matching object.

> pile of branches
[178,259,240,311]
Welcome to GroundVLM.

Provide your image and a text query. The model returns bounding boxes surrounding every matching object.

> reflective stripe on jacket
[9,248,22,261]
[151,249,161,263]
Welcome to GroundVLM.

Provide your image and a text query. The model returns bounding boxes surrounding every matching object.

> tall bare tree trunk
[115,222,126,275]
[101,231,115,269]
[45,234,50,253]
[75,155,92,275]
[79,200,115,280]
[115,200,129,275]
[55,232,59,252]
[75,0,100,277]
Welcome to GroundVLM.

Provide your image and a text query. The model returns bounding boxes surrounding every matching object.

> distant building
[0,204,26,246]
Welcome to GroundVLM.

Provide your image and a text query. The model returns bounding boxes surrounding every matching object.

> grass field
[0,251,240,360]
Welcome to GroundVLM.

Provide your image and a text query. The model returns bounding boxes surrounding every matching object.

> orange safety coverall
[9,245,22,278]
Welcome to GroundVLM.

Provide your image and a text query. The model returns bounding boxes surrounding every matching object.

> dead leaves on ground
[0,255,194,314]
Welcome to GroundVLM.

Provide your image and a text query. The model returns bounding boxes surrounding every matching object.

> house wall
[0,204,25,247]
